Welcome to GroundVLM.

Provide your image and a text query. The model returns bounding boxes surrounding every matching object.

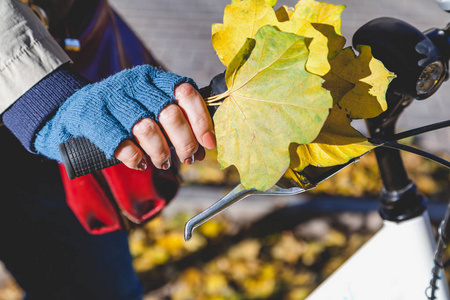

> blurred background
[1,0,449,299]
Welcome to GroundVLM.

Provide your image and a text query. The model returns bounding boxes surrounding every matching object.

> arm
[1,1,215,171]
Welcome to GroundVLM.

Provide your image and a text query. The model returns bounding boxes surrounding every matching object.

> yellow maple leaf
[275,5,295,22]
[212,0,346,75]
[210,0,395,189]
[212,0,279,66]
[295,0,344,34]
[290,104,375,172]
[277,0,346,75]
[214,26,332,190]
[323,46,395,119]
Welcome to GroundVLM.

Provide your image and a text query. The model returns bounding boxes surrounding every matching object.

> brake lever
[184,156,360,241]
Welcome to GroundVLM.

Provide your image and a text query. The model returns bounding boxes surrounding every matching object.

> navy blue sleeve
[2,64,89,153]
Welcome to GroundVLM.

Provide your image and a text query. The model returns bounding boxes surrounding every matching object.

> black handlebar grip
[59,72,227,180]
[59,136,121,179]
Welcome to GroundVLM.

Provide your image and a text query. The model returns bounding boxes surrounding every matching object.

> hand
[34,65,216,170]
[115,82,216,170]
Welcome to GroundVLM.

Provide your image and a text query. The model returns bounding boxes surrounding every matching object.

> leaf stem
[205,90,231,103]
[206,102,223,106]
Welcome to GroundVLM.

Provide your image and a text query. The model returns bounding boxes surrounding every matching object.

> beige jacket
[0,0,70,114]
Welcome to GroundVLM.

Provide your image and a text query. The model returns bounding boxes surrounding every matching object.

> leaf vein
[230,94,270,175]
[231,37,301,93]
[235,95,329,112]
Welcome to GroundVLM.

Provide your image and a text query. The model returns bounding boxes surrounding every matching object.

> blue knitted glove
[34,65,197,161]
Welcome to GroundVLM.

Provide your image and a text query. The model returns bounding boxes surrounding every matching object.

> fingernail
[161,158,171,170]
[137,157,147,171]
[184,155,195,165]
[202,131,217,149]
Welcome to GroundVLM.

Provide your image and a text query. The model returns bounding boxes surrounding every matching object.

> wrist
[2,64,89,153]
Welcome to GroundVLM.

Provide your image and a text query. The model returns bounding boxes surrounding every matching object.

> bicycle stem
[367,93,411,191]
[366,92,427,221]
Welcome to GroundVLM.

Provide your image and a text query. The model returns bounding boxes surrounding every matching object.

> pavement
[109,0,450,153]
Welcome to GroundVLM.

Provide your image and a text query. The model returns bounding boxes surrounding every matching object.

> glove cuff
[2,64,89,153]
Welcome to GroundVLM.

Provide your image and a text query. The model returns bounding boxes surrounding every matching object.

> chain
[426,202,450,299]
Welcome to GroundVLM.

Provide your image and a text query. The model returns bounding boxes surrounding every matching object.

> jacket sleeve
[0,0,71,114]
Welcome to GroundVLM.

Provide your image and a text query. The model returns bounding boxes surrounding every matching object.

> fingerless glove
[34,65,196,161]
[2,66,88,152]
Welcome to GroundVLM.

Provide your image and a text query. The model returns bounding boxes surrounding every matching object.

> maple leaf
[209,0,395,190]
[294,0,344,35]
[212,0,346,75]
[212,0,280,66]
[289,46,395,172]
[213,25,333,191]
[323,46,395,119]
[289,104,375,172]
[275,5,295,22]
[277,0,346,75]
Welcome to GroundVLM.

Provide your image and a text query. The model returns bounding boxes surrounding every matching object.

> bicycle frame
[307,213,448,300]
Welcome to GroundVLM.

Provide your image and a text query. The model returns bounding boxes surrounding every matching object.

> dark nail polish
[184,155,195,165]
[137,158,147,171]
[161,158,171,170]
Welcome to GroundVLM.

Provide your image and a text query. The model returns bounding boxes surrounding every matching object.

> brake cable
[367,119,450,169]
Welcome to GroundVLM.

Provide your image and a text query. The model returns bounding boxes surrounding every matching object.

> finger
[114,139,147,171]
[174,83,216,150]
[158,104,198,164]
[132,118,172,170]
